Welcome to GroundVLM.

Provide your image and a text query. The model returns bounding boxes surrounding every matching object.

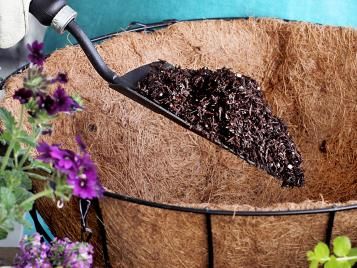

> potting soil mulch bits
[137,61,304,187]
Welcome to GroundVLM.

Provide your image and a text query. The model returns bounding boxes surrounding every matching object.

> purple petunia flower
[27,41,45,66]
[37,142,77,174]
[53,86,81,113]
[50,72,69,84]
[56,72,68,84]
[36,87,81,116]
[37,137,103,199]
[13,88,33,104]
[67,153,104,199]
[37,93,57,115]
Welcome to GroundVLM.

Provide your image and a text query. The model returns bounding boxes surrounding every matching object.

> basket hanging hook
[56,198,64,208]
[79,199,93,242]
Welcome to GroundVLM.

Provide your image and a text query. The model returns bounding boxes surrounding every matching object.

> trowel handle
[29,0,68,28]
[29,0,120,84]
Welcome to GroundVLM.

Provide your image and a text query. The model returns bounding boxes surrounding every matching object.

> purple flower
[48,239,66,266]
[55,149,77,173]
[37,137,103,199]
[53,86,81,113]
[14,233,51,268]
[36,142,54,159]
[50,237,94,267]
[27,41,45,66]
[68,153,104,199]
[15,234,94,268]
[37,142,77,174]
[37,93,57,115]
[55,72,68,84]
[13,88,33,104]
[41,128,53,135]
[62,243,94,268]
[70,173,102,199]
[36,87,81,115]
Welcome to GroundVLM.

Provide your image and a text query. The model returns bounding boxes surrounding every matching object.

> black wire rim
[103,191,357,216]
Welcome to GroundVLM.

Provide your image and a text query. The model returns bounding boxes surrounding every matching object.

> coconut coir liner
[2,18,357,267]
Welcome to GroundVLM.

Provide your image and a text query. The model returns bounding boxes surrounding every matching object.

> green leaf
[0,187,16,209]
[18,130,37,147]
[31,160,52,174]
[339,262,352,268]
[348,248,357,256]
[13,188,32,207]
[0,156,15,170]
[325,256,351,268]
[334,261,351,268]
[26,172,48,181]
[18,196,34,212]
[0,203,8,220]
[12,140,21,154]
[307,250,317,261]
[0,108,15,131]
[347,248,357,265]
[24,69,45,90]
[28,109,53,125]
[315,242,330,261]
[325,256,338,268]
[333,236,351,257]
[2,170,20,188]
[0,227,8,240]
[0,205,15,237]
[3,170,32,190]
[18,172,32,190]
[72,94,84,109]
[0,130,12,143]
[309,260,319,268]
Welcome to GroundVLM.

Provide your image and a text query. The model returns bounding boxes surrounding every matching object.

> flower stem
[26,172,48,180]
[18,147,31,168]
[18,105,24,129]
[20,189,53,208]
[337,256,357,261]
[14,106,25,168]
[0,139,15,171]
[19,126,41,167]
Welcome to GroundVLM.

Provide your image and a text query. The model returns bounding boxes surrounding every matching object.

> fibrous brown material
[1,18,357,267]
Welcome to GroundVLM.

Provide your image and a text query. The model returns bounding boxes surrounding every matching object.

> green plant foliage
[0,42,101,242]
[307,236,357,268]
[333,236,352,257]
[0,65,73,240]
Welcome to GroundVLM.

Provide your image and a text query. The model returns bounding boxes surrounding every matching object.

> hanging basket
[1,18,357,267]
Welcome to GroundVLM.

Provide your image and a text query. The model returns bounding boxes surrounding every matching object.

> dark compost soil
[137,61,304,187]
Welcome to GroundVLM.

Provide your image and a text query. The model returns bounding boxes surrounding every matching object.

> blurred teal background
[25,212,53,239]
[44,0,357,53]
